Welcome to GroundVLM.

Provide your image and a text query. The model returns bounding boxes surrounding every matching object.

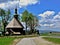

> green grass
[43,37,60,44]
[51,34,60,36]
[0,37,16,45]
[40,33,60,36]
[0,34,38,45]
[40,33,50,36]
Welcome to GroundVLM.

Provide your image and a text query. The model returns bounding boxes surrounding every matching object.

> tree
[5,9,11,26]
[0,8,6,35]
[5,9,11,21]
[21,10,38,34]
[28,13,34,33]
[28,13,38,33]
[21,10,29,34]
[33,16,38,33]
[0,8,11,35]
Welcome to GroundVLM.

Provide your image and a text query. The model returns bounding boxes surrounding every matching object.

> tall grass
[43,37,60,44]
[0,37,16,45]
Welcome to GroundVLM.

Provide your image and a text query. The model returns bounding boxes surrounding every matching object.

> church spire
[14,8,18,19]
[15,8,17,14]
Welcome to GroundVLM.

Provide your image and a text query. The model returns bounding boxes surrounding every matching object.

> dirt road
[16,38,36,45]
[16,37,59,45]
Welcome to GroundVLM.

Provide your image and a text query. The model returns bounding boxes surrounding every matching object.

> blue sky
[0,0,60,31]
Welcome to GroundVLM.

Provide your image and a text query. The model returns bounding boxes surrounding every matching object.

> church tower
[6,8,25,35]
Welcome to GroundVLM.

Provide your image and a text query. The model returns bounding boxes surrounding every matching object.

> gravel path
[16,37,60,45]
[16,38,36,45]
[33,37,59,45]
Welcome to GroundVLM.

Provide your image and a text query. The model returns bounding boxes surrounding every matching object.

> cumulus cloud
[52,12,60,28]
[40,23,54,27]
[54,21,60,28]
[38,11,55,27]
[20,0,38,7]
[39,11,55,18]
[54,12,60,19]
[0,1,19,9]
[0,0,39,9]
[38,11,60,28]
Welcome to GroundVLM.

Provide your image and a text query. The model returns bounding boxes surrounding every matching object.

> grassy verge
[40,33,50,36]
[43,37,60,44]
[50,34,60,36]
[0,34,38,45]
[0,37,16,45]
[40,33,60,36]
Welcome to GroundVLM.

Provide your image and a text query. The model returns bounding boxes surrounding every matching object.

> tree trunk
[3,19,6,36]
[30,22,33,33]
[25,21,27,34]
[3,22,5,36]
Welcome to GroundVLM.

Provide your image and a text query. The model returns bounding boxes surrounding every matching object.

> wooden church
[6,8,25,35]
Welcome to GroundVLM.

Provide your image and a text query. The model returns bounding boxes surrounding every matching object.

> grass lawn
[0,37,16,45]
[43,37,60,44]
[40,33,60,36]
[40,33,52,36]
[40,33,49,36]
[0,34,38,45]
[51,34,60,36]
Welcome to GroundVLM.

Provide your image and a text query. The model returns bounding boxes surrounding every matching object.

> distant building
[6,8,25,35]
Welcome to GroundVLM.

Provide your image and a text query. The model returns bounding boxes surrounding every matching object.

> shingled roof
[6,8,24,29]
[6,17,24,28]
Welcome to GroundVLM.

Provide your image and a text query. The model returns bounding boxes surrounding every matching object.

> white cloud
[54,12,60,19]
[20,0,38,7]
[52,12,60,27]
[52,21,60,28]
[38,11,60,28]
[38,11,55,27]
[39,11,55,18]
[0,3,5,9]
[0,0,39,9]
[50,24,54,27]
[54,15,60,19]
[0,1,19,9]
[43,24,50,26]
[40,24,54,27]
